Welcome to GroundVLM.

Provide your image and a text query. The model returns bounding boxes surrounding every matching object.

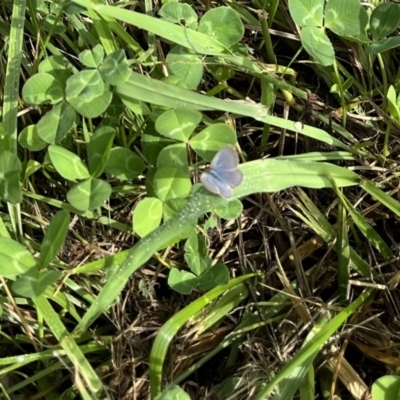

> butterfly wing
[210,146,239,171]
[200,171,233,199]
[211,168,243,187]
[201,145,243,198]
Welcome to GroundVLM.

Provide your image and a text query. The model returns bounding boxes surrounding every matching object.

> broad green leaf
[371,376,400,400]
[155,108,202,142]
[67,178,112,211]
[107,93,126,117]
[36,101,76,144]
[133,197,163,237]
[198,263,229,291]
[43,14,66,34]
[22,72,63,105]
[155,385,191,400]
[79,44,104,68]
[105,147,146,180]
[366,37,400,54]
[48,145,90,181]
[159,3,198,30]
[386,85,400,121]
[288,0,324,27]
[99,49,130,85]
[0,237,37,279]
[146,167,157,197]
[39,54,71,72]
[87,126,116,178]
[39,210,70,269]
[190,123,237,160]
[66,69,104,101]
[12,269,62,299]
[38,55,72,88]
[300,26,335,66]
[154,168,192,201]
[168,269,198,295]
[70,0,229,54]
[238,159,358,197]
[116,71,350,150]
[184,233,209,276]
[166,47,203,90]
[325,0,363,36]
[370,2,400,41]
[0,151,22,204]
[66,70,112,118]
[157,143,188,172]
[198,7,244,47]
[23,160,41,180]
[214,198,243,219]
[163,198,189,221]
[19,125,48,151]
[142,123,175,165]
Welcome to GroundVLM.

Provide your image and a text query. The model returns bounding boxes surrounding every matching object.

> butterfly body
[200,146,243,199]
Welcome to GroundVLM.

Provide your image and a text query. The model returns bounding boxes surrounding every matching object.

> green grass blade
[74,161,359,335]
[254,289,373,399]
[2,0,25,151]
[335,186,393,260]
[34,296,103,395]
[361,179,400,218]
[72,0,230,54]
[271,316,327,400]
[116,72,350,150]
[337,201,350,299]
[149,273,257,398]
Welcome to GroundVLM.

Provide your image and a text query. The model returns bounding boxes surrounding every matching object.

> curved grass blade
[254,289,373,399]
[149,274,256,398]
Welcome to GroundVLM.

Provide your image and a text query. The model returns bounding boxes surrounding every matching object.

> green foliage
[288,0,366,65]
[168,232,229,294]
[2,0,400,398]
[372,375,400,400]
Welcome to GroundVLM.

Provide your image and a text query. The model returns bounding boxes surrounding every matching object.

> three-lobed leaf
[155,108,202,142]
[79,44,104,68]
[154,168,192,201]
[99,49,130,85]
[105,147,146,180]
[67,178,112,211]
[156,143,188,173]
[197,7,244,47]
[22,72,64,105]
[190,123,237,160]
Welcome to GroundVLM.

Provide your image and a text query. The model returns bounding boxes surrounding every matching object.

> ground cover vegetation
[0,0,400,398]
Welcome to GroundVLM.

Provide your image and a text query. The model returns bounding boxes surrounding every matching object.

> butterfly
[200,145,243,199]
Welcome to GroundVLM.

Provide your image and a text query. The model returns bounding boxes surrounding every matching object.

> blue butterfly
[200,145,243,199]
